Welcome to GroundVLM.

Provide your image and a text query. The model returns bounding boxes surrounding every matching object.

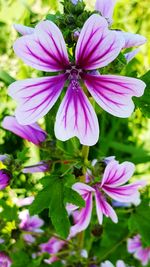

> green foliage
[30,175,84,238]
[0,199,18,221]
[134,70,150,117]
[11,251,30,267]
[129,202,150,246]
[48,178,70,239]
[64,187,85,207]
[92,214,129,262]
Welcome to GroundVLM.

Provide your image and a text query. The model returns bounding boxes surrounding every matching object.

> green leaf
[30,175,70,238]
[0,70,15,85]
[64,187,85,208]
[128,202,150,246]
[134,70,150,117]
[17,147,30,163]
[49,179,70,239]
[11,251,30,267]
[0,200,18,221]
[29,185,51,215]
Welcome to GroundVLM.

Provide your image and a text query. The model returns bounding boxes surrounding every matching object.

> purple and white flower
[9,14,145,146]
[69,159,146,236]
[0,170,11,190]
[40,237,66,264]
[127,235,150,266]
[0,252,12,267]
[100,260,134,267]
[2,116,47,145]
[19,209,44,233]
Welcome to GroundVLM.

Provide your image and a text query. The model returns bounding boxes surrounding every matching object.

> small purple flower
[22,161,49,173]
[127,235,150,266]
[9,15,145,146]
[2,116,47,145]
[0,252,12,267]
[0,170,11,190]
[23,233,36,244]
[100,260,134,267]
[69,159,146,236]
[40,237,66,264]
[19,209,44,233]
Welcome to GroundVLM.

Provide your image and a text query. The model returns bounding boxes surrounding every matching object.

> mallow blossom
[95,0,147,61]
[69,159,145,236]
[2,116,47,145]
[40,237,66,264]
[0,252,12,267]
[100,260,134,267]
[19,209,44,244]
[9,14,146,146]
[127,235,150,266]
[19,209,44,232]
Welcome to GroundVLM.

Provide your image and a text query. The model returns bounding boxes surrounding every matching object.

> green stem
[82,145,89,165]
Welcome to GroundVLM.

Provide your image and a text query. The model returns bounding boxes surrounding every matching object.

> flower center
[66,65,82,90]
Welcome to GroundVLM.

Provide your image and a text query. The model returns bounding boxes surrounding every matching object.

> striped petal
[101,160,135,187]
[54,83,99,146]
[14,20,69,72]
[95,189,118,224]
[72,182,95,195]
[83,73,146,118]
[75,14,124,70]
[70,192,93,236]
[102,182,145,203]
[8,74,66,124]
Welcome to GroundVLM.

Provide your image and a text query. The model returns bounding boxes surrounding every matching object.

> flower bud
[0,170,11,190]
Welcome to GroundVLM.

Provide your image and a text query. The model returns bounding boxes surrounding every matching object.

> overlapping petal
[75,14,124,70]
[54,83,99,146]
[2,116,47,145]
[83,73,146,118]
[95,189,118,224]
[70,192,93,236]
[14,20,69,71]
[95,0,116,24]
[114,31,147,49]
[14,24,34,35]
[72,182,95,195]
[8,74,67,124]
[101,160,135,187]
[102,182,144,202]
